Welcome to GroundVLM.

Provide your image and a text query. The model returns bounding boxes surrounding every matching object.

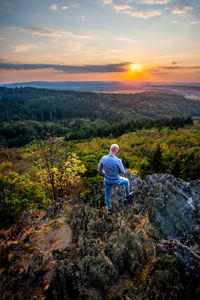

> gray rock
[144,174,197,241]
[105,228,145,275]
[189,180,200,218]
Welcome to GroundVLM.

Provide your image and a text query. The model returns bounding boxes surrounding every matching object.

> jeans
[104,176,130,209]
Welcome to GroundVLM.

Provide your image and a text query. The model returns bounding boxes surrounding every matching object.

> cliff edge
[1,173,200,300]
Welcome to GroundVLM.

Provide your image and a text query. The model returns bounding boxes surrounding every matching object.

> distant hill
[0,86,200,147]
[1,81,200,99]
[1,86,200,123]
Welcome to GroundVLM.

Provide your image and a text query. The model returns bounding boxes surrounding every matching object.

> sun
[130,64,138,71]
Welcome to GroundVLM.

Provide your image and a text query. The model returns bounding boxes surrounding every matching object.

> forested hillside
[70,124,200,186]
[1,87,200,122]
[1,123,199,228]
[1,87,200,147]
[0,87,199,228]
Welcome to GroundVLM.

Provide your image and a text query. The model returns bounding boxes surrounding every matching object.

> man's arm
[97,158,105,176]
[118,158,126,174]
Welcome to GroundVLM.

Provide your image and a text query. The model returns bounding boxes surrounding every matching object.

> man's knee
[123,177,129,185]
[118,176,129,185]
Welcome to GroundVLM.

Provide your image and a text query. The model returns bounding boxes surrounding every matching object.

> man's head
[110,144,119,155]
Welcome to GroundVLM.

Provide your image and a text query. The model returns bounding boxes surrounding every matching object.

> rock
[147,239,200,300]
[156,239,200,276]
[1,172,200,300]
[189,180,200,218]
[43,198,64,221]
[22,210,33,221]
[105,229,145,275]
[143,174,197,241]
[47,255,118,300]
[46,261,77,300]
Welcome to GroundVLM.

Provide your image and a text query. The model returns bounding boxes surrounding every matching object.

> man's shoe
[126,191,134,200]
[124,192,134,206]
[107,208,113,215]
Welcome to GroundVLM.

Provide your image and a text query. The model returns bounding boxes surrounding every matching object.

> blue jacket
[98,154,125,180]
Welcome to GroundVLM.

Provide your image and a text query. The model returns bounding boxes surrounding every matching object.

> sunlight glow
[130,64,139,71]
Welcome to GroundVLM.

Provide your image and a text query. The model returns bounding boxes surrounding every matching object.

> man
[98,144,134,214]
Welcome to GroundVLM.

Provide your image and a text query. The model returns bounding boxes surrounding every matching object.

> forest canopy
[0,87,200,147]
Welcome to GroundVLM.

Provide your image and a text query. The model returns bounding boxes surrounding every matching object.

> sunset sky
[0,0,200,83]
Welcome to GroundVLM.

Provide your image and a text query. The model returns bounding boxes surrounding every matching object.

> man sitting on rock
[98,143,134,214]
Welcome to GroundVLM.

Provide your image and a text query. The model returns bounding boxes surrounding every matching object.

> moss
[119,230,131,245]
[145,221,160,240]
[28,247,39,254]
[154,269,171,283]
[132,258,156,285]
[8,253,13,262]
[140,214,148,227]
[127,214,140,231]
[49,219,63,229]
[106,292,119,300]
[80,189,91,199]
[124,279,134,288]
[191,243,199,251]
[84,204,99,217]
[54,214,61,219]
[65,214,70,224]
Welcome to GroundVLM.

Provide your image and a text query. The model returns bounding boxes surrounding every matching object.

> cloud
[159,65,200,70]
[102,0,112,6]
[81,16,86,21]
[137,0,171,4]
[19,27,63,37]
[150,63,200,75]
[50,4,70,11]
[50,4,58,11]
[61,6,69,10]
[0,62,130,73]
[11,44,38,53]
[116,36,132,42]
[151,70,170,76]
[114,4,132,12]
[190,21,200,25]
[101,0,164,19]
[172,6,193,16]
[9,27,95,39]
[125,9,163,18]
[67,32,95,39]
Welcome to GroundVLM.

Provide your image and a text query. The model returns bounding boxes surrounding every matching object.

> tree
[33,134,86,201]
[171,158,182,178]
[149,144,165,173]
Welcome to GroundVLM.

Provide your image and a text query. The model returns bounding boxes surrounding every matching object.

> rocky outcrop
[1,173,200,299]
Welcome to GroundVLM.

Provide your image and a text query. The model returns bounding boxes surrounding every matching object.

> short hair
[110,144,119,153]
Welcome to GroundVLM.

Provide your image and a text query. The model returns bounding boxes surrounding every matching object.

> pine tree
[150,144,164,173]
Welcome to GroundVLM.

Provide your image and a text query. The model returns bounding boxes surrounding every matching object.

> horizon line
[1,80,200,85]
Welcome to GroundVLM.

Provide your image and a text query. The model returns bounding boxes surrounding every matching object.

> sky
[0,0,200,83]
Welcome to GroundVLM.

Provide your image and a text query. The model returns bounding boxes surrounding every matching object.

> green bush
[0,162,49,229]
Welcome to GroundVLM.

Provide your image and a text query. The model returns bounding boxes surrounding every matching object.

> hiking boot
[124,192,134,206]
[126,191,134,200]
[107,208,113,215]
